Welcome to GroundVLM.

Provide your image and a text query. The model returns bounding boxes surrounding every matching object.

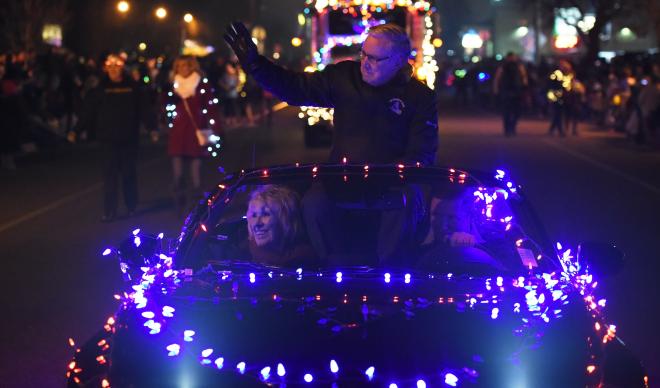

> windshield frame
[174,164,558,274]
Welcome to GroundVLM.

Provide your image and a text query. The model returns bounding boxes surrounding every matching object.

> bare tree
[0,0,69,52]
[539,0,653,67]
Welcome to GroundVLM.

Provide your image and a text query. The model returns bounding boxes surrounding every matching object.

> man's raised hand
[224,22,259,69]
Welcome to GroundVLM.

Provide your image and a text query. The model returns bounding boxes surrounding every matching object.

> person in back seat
[418,190,506,272]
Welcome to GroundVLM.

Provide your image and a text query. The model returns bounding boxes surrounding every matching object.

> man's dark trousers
[102,142,138,217]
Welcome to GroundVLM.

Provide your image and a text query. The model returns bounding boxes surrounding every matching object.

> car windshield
[189,170,556,275]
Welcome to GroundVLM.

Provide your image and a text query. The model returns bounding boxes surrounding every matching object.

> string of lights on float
[66,166,648,387]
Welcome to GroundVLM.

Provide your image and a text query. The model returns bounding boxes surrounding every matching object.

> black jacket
[250,58,438,165]
[77,77,155,144]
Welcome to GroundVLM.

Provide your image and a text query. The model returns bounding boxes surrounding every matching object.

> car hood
[105,265,598,387]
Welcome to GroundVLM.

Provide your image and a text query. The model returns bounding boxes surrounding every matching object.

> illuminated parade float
[67,163,649,387]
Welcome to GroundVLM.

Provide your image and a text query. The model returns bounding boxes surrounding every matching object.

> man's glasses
[360,50,391,64]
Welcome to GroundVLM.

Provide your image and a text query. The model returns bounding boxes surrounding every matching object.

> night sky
[67,0,307,57]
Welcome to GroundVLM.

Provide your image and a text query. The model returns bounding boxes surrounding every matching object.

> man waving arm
[224,21,335,107]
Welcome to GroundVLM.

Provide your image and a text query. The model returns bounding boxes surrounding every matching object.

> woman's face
[177,61,194,78]
[247,198,282,247]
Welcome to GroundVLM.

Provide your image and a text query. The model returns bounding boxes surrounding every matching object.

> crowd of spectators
[2,45,659,171]
[438,53,660,144]
[0,46,276,170]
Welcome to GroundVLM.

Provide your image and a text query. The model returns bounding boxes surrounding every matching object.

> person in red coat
[165,56,221,208]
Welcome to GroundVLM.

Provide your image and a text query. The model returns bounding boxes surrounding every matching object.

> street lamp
[116,1,130,13]
[155,7,167,19]
[183,13,193,23]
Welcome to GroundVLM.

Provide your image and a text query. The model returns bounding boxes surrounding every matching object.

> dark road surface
[1,105,658,386]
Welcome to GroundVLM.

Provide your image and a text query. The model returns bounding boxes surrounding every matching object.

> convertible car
[67,163,649,387]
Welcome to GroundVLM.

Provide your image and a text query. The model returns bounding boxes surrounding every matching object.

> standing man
[71,54,157,222]
[493,52,528,137]
[224,22,438,165]
[225,22,438,264]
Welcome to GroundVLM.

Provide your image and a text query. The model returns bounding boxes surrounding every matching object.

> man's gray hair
[368,23,411,58]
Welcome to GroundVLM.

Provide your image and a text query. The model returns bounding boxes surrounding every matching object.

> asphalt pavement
[0,104,658,386]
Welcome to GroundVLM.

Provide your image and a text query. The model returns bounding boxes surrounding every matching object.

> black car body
[67,164,649,387]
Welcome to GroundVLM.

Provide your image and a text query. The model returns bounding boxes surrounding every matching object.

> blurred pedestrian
[493,52,528,136]
[564,73,586,135]
[165,55,221,212]
[627,74,659,145]
[72,54,157,222]
[0,58,25,171]
[218,62,240,127]
[547,59,574,137]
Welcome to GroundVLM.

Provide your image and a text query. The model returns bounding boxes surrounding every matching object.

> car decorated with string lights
[67,163,649,387]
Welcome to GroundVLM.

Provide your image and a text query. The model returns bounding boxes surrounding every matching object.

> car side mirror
[578,241,625,277]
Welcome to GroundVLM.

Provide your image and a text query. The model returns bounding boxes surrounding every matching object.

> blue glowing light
[237,362,246,374]
[134,236,141,247]
[336,272,343,283]
[330,359,339,373]
[132,228,141,236]
[304,373,314,382]
[384,272,391,283]
[141,311,155,319]
[417,380,427,388]
[277,363,286,377]
[260,366,271,380]
[157,232,164,239]
[365,366,375,380]
[147,322,161,335]
[184,330,195,342]
[162,306,175,317]
[201,348,213,358]
[249,273,256,283]
[445,372,459,386]
[102,248,112,256]
[214,357,224,369]
[405,273,411,284]
[166,343,180,356]
[389,384,398,388]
